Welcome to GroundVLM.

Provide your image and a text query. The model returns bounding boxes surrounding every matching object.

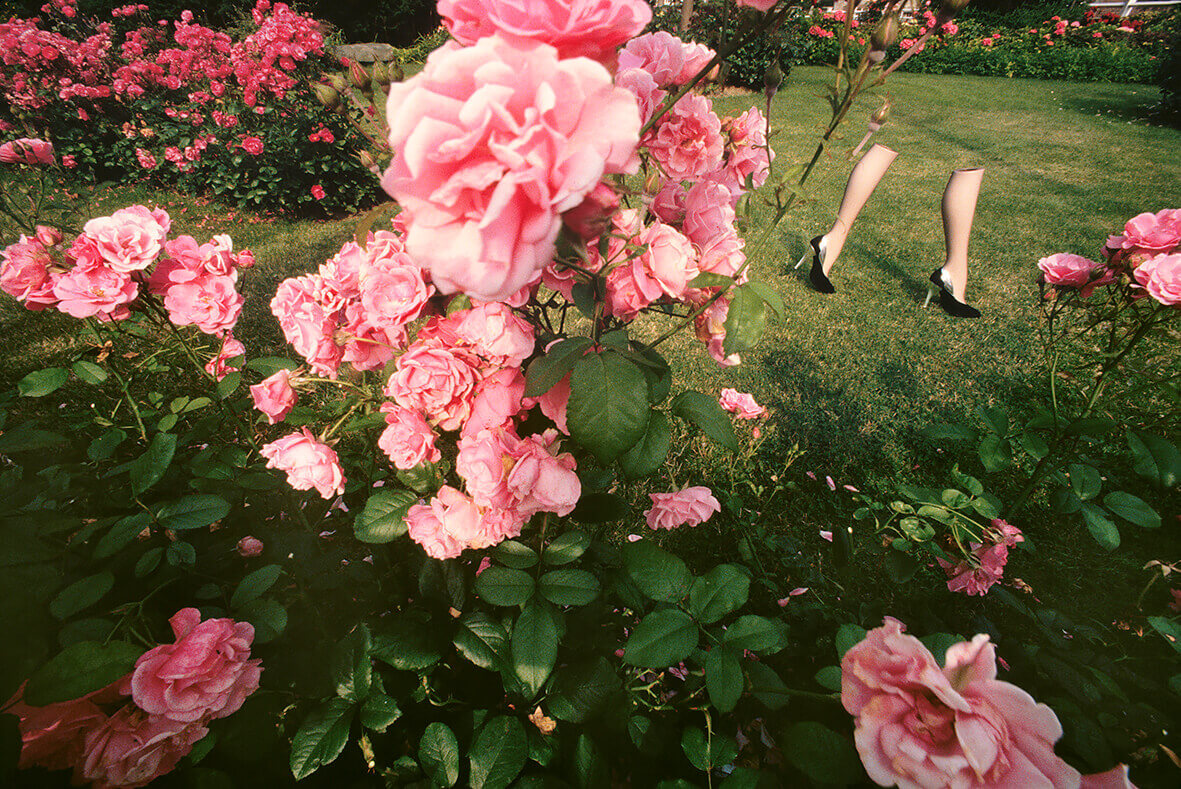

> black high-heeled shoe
[794,235,835,293]
[925,267,981,318]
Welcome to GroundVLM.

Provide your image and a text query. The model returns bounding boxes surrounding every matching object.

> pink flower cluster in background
[842,618,1131,788]
[0,137,54,165]
[937,518,1024,596]
[1,205,250,338]
[6,608,260,788]
[1040,209,1181,307]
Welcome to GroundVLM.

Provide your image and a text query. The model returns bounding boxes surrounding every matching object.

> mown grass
[2,68,1178,614]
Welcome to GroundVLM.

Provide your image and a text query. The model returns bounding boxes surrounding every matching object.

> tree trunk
[680,0,694,34]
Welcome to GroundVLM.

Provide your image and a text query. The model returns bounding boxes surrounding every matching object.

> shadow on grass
[1059,91,1164,125]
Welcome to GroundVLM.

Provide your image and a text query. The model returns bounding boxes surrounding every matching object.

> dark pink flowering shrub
[0,1,378,215]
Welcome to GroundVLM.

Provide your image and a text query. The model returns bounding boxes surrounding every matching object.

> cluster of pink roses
[5,608,261,789]
[842,618,1133,788]
[0,205,251,344]
[379,1,770,366]
[937,518,1024,596]
[1038,209,1181,307]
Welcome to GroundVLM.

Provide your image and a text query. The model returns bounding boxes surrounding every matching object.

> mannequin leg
[821,143,898,274]
[939,168,984,301]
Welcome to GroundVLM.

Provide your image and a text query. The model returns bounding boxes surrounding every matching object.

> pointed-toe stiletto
[795,235,835,294]
[925,268,980,318]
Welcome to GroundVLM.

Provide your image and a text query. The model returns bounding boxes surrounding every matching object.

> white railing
[1089,0,1181,16]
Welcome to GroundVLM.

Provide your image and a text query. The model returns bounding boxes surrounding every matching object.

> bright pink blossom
[719,388,765,419]
[260,428,346,499]
[52,264,138,320]
[81,206,170,273]
[1,235,59,309]
[378,403,442,470]
[438,0,652,62]
[644,486,720,530]
[405,485,524,559]
[80,707,207,789]
[1132,254,1181,306]
[648,93,724,181]
[381,35,641,301]
[386,343,481,432]
[1037,252,1112,296]
[5,682,119,772]
[842,618,1110,788]
[250,368,297,424]
[205,336,244,381]
[163,274,243,334]
[0,137,54,165]
[1109,210,1181,256]
[127,608,261,724]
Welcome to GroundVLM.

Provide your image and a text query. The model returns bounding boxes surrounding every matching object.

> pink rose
[261,428,346,499]
[0,137,55,165]
[82,206,170,273]
[619,31,690,85]
[648,93,724,181]
[644,486,720,530]
[163,274,243,335]
[1,235,59,309]
[250,369,298,424]
[455,301,536,367]
[236,536,264,557]
[270,274,343,377]
[127,608,261,724]
[5,681,121,772]
[714,107,773,197]
[381,35,641,301]
[682,180,736,246]
[438,0,652,62]
[378,403,442,470]
[719,388,766,419]
[651,180,687,225]
[1112,210,1181,256]
[1132,254,1181,306]
[605,220,698,320]
[842,618,1082,788]
[504,429,581,517]
[240,136,264,155]
[53,264,138,320]
[80,707,207,789]
[205,336,245,381]
[693,294,741,366]
[696,227,746,279]
[463,367,527,437]
[359,261,432,328]
[1038,252,1112,296]
[310,184,325,200]
[386,343,481,432]
[457,428,519,510]
[736,0,778,12]
[562,181,620,241]
[406,485,524,559]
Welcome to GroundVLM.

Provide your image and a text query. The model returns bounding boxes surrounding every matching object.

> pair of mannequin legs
[798,144,984,317]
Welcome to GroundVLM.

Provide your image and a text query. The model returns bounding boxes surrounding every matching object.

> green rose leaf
[18,367,68,397]
[523,337,593,397]
[511,601,560,698]
[353,489,415,543]
[156,494,229,531]
[474,567,535,607]
[688,564,750,624]
[469,716,527,789]
[623,609,697,667]
[331,623,372,702]
[1103,491,1160,529]
[49,571,114,620]
[542,531,590,566]
[290,697,354,780]
[622,541,691,603]
[24,640,143,706]
[130,432,177,495]
[230,564,282,610]
[1080,502,1120,550]
[538,569,600,607]
[670,390,737,450]
[705,647,743,713]
[567,351,650,464]
[71,360,108,384]
[723,284,768,357]
[359,692,401,733]
[783,721,861,785]
[618,410,671,480]
[453,611,508,671]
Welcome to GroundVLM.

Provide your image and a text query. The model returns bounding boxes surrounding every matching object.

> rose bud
[392,62,405,83]
[871,12,900,53]
[312,82,340,111]
[372,61,390,88]
[327,73,349,93]
[357,149,380,175]
[763,58,783,102]
[349,60,371,92]
[868,99,891,132]
[35,225,63,246]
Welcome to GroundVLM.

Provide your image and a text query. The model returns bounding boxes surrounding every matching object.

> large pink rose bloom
[1111,210,1181,256]
[260,428,346,499]
[53,264,138,320]
[438,0,652,62]
[1,235,59,309]
[1132,253,1181,306]
[381,35,641,301]
[386,343,481,431]
[1038,252,1112,297]
[127,608,261,724]
[648,93,724,181]
[250,369,298,424]
[80,707,207,789]
[6,681,120,772]
[378,403,442,470]
[82,205,170,273]
[163,274,243,335]
[0,137,55,165]
[842,618,1083,788]
[645,486,720,530]
[405,485,525,559]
